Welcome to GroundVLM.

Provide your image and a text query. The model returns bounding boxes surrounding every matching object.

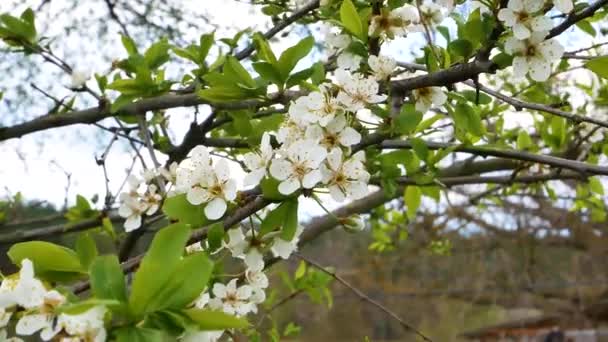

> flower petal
[205,197,227,220]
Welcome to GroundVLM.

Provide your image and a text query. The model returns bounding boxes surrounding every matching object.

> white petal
[187,187,208,205]
[329,185,347,202]
[278,177,301,195]
[512,56,529,79]
[212,283,227,299]
[244,249,265,272]
[347,181,369,199]
[531,16,553,32]
[269,159,292,181]
[554,0,573,12]
[513,23,531,40]
[16,314,48,336]
[339,127,361,146]
[223,180,237,201]
[244,169,266,187]
[302,170,322,189]
[124,215,142,232]
[528,57,551,81]
[205,198,227,220]
[214,159,231,181]
[236,285,252,300]
[326,148,343,171]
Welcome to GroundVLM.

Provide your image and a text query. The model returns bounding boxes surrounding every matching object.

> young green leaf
[75,233,98,270]
[184,308,249,330]
[404,186,422,220]
[89,255,128,303]
[585,56,608,79]
[340,0,363,39]
[277,36,314,79]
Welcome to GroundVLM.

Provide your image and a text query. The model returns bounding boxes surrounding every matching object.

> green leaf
[395,103,423,134]
[410,138,429,161]
[252,32,277,65]
[281,199,299,241]
[225,56,257,88]
[75,233,98,270]
[115,327,168,342]
[460,90,492,105]
[277,36,314,79]
[253,62,283,86]
[121,34,139,56]
[163,193,208,226]
[229,111,253,137]
[8,241,85,281]
[576,20,596,37]
[144,38,171,70]
[184,309,248,330]
[90,255,128,303]
[129,223,190,317]
[589,177,604,195]
[448,39,473,60]
[199,33,215,63]
[286,67,315,88]
[453,103,483,138]
[206,223,225,253]
[340,0,363,39]
[404,186,422,220]
[146,252,213,311]
[260,202,289,236]
[260,177,291,201]
[310,62,326,85]
[0,14,36,43]
[516,131,533,150]
[198,86,255,102]
[59,299,122,315]
[585,56,608,79]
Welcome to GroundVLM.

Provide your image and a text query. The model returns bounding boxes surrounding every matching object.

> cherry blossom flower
[335,69,387,112]
[181,330,224,342]
[243,132,274,187]
[412,86,447,113]
[0,259,47,310]
[369,5,419,39]
[271,226,304,259]
[180,155,237,220]
[15,290,65,340]
[321,149,369,202]
[341,214,366,232]
[337,52,362,70]
[368,55,396,80]
[269,139,328,195]
[505,32,564,81]
[418,1,446,26]
[305,115,361,150]
[277,117,307,146]
[225,227,265,271]
[118,193,148,232]
[56,306,107,342]
[554,0,573,13]
[209,279,254,317]
[288,87,344,127]
[325,31,351,54]
[70,69,90,88]
[497,0,552,40]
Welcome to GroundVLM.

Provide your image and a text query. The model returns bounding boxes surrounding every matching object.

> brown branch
[547,0,608,39]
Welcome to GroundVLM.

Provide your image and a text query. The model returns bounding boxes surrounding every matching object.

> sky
[0,0,604,222]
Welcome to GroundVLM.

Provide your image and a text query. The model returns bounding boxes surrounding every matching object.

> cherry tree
[0,0,607,340]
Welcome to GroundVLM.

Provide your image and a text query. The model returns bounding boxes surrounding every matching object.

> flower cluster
[0,259,106,342]
[118,168,170,232]
[498,0,568,81]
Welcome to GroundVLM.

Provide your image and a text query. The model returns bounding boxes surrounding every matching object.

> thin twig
[297,254,433,342]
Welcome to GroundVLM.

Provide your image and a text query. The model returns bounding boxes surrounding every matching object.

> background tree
[0,0,607,340]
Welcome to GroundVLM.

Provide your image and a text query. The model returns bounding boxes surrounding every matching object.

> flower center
[209,184,223,196]
[517,11,529,21]
[335,173,347,184]
[293,163,308,177]
[322,134,338,147]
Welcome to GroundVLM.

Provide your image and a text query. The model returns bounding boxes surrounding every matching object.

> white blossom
[56,306,107,342]
[0,259,47,309]
[209,279,254,317]
[271,226,304,259]
[337,52,362,70]
[497,0,553,40]
[277,117,307,147]
[243,132,274,187]
[368,55,396,80]
[412,86,447,113]
[15,290,65,340]
[341,214,366,232]
[505,32,564,81]
[554,0,573,13]
[321,149,369,202]
[325,32,351,54]
[178,149,237,220]
[369,5,419,38]
[181,330,223,342]
[418,1,446,26]
[225,228,265,271]
[269,140,327,195]
[335,69,387,112]
[118,193,148,232]
[70,69,90,88]
[288,87,344,127]
[305,115,361,150]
